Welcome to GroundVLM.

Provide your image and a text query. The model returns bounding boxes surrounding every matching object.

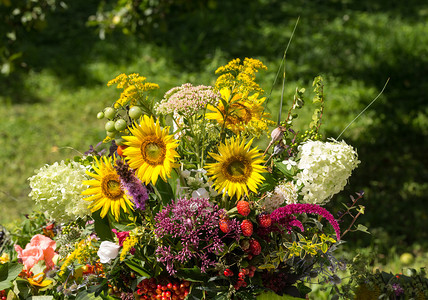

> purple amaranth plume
[115,159,148,210]
[271,203,341,240]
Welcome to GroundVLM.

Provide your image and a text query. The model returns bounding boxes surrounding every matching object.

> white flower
[181,170,191,178]
[192,187,209,199]
[260,192,285,213]
[28,160,91,222]
[295,140,360,205]
[275,181,298,205]
[97,241,120,264]
[282,159,297,171]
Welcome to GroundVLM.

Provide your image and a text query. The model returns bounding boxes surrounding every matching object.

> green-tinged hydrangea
[295,140,360,205]
[28,161,91,222]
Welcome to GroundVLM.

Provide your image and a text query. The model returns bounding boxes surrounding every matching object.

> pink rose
[15,234,57,271]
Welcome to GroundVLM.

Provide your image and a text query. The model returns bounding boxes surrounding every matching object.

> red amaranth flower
[270,203,341,240]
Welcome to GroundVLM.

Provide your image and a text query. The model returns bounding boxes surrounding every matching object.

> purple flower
[392,283,404,296]
[154,197,240,275]
[270,203,341,240]
[115,159,148,210]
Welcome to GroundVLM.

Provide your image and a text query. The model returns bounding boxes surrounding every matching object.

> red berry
[249,239,262,255]
[219,219,230,233]
[237,200,251,216]
[224,268,233,277]
[257,212,272,228]
[238,272,245,279]
[240,220,253,237]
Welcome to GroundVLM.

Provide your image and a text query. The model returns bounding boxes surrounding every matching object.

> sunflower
[82,156,133,221]
[205,136,266,199]
[122,115,179,185]
[205,88,267,134]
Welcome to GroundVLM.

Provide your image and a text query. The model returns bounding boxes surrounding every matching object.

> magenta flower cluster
[154,197,240,275]
[270,203,341,240]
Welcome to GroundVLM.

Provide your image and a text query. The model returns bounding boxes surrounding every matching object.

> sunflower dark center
[140,136,166,166]
[223,156,252,183]
[101,174,123,200]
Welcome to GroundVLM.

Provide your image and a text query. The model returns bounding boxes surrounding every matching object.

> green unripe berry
[97,112,105,119]
[129,106,143,119]
[105,120,116,132]
[104,107,116,119]
[114,119,127,131]
[106,131,117,138]
[115,137,125,145]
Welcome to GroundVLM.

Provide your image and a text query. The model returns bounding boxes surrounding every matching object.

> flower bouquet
[0,58,365,299]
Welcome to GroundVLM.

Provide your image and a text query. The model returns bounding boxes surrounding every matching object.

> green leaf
[125,259,152,278]
[321,242,328,253]
[0,262,22,290]
[155,178,175,206]
[27,297,54,300]
[76,290,105,300]
[274,161,295,178]
[174,266,205,282]
[257,263,276,270]
[92,210,113,241]
[355,224,370,234]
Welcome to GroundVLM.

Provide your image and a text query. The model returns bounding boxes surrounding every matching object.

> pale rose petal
[97,241,120,264]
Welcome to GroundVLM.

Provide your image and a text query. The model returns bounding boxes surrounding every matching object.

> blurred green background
[0,0,427,271]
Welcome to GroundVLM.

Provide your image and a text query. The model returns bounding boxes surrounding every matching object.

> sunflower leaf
[92,210,113,241]
[155,179,175,206]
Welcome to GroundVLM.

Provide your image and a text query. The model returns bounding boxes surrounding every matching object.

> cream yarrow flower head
[122,115,180,185]
[295,140,360,204]
[155,83,219,117]
[205,136,266,199]
[28,161,91,222]
[82,156,134,221]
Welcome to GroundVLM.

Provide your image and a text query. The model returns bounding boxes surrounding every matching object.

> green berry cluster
[96,105,144,144]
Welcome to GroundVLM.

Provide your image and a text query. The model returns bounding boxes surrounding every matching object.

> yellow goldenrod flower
[215,58,267,94]
[120,235,138,261]
[107,73,159,108]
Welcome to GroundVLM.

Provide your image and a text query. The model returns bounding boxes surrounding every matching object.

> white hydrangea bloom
[28,160,91,222]
[260,191,285,213]
[295,140,360,205]
[275,181,299,205]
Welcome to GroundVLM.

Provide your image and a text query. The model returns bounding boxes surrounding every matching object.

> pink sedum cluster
[14,234,57,271]
[155,83,219,117]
